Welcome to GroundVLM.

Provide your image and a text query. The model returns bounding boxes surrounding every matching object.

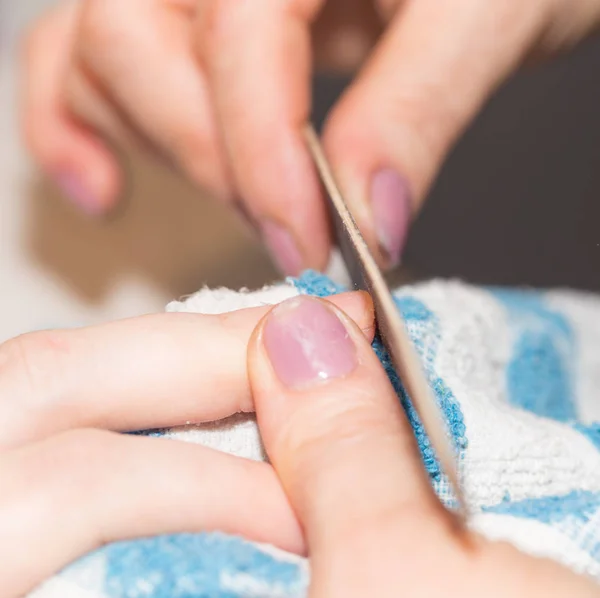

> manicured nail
[263,296,357,389]
[54,170,102,216]
[261,220,303,276]
[370,168,411,266]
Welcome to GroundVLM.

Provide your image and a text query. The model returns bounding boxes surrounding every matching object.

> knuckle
[199,0,323,59]
[199,0,322,59]
[279,394,389,477]
[0,330,73,407]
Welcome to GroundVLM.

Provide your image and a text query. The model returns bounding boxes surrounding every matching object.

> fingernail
[264,296,357,389]
[261,220,303,276]
[370,168,411,266]
[53,170,102,216]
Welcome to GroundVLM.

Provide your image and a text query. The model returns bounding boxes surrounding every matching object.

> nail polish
[370,168,411,266]
[261,220,303,276]
[54,170,101,216]
[263,296,357,389]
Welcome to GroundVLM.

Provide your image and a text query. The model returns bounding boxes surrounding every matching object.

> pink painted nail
[261,220,303,276]
[370,168,411,266]
[263,296,357,389]
[54,170,102,215]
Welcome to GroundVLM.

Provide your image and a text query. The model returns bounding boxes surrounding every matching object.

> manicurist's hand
[248,294,600,597]
[0,291,373,597]
[22,1,600,273]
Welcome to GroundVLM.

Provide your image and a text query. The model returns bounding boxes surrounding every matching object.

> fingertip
[24,105,123,217]
[356,290,376,340]
[249,132,332,276]
[323,98,414,270]
[51,129,124,217]
[329,290,375,340]
[259,220,305,277]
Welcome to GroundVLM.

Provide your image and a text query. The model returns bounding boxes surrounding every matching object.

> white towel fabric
[30,272,600,597]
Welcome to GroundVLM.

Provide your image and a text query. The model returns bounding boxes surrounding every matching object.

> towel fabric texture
[30,271,600,597]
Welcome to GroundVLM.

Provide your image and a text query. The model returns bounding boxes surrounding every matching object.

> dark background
[313,36,600,291]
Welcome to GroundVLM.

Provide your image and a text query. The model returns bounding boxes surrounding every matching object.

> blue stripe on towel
[490,288,576,422]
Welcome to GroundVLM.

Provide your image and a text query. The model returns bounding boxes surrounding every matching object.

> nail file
[304,124,467,521]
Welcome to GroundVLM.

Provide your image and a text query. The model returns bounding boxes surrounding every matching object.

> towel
[30,271,600,598]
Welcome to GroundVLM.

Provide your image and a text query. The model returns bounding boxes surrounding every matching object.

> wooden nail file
[304,124,467,521]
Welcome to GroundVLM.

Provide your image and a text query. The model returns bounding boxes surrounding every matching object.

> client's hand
[248,295,600,597]
[1,291,598,597]
[0,291,373,597]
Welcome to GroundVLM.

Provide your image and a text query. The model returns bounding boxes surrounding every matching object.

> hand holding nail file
[304,124,467,521]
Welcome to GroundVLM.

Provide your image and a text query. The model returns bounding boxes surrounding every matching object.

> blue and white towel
[30,271,600,597]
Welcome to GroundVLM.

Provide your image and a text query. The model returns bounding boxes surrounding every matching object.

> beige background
[0,0,280,343]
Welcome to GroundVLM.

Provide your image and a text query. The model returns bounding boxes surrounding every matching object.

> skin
[0,292,597,596]
[0,291,372,596]
[20,0,600,272]
[12,3,600,594]
[248,297,600,597]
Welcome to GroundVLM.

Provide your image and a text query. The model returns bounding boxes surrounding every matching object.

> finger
[0,429,302,597]
[195,0,331,275]
[72,0,231,200]
[323,0,550,268]
[248,296,446,567]
[0,291,374,448]
[20,2,122,215]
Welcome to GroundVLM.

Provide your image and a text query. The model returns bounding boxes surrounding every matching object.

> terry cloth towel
[30,271,600,598]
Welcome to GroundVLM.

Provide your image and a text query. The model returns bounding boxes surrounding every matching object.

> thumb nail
[263,296,357,389]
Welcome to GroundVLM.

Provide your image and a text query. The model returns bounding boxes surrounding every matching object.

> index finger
[0,291,374,449]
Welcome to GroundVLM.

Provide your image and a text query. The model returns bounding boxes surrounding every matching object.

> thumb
[247,295,445,572]
[322,0,548,268]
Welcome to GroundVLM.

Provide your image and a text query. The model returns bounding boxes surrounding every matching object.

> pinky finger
[20,2,122,215]
[0,429,302,597]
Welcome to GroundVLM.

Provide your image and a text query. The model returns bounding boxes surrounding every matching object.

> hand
[0,291,373,597]
[22,1,600,274]
[247,295,600,597]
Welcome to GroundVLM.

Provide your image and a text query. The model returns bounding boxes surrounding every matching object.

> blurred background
[1,1,599,342]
